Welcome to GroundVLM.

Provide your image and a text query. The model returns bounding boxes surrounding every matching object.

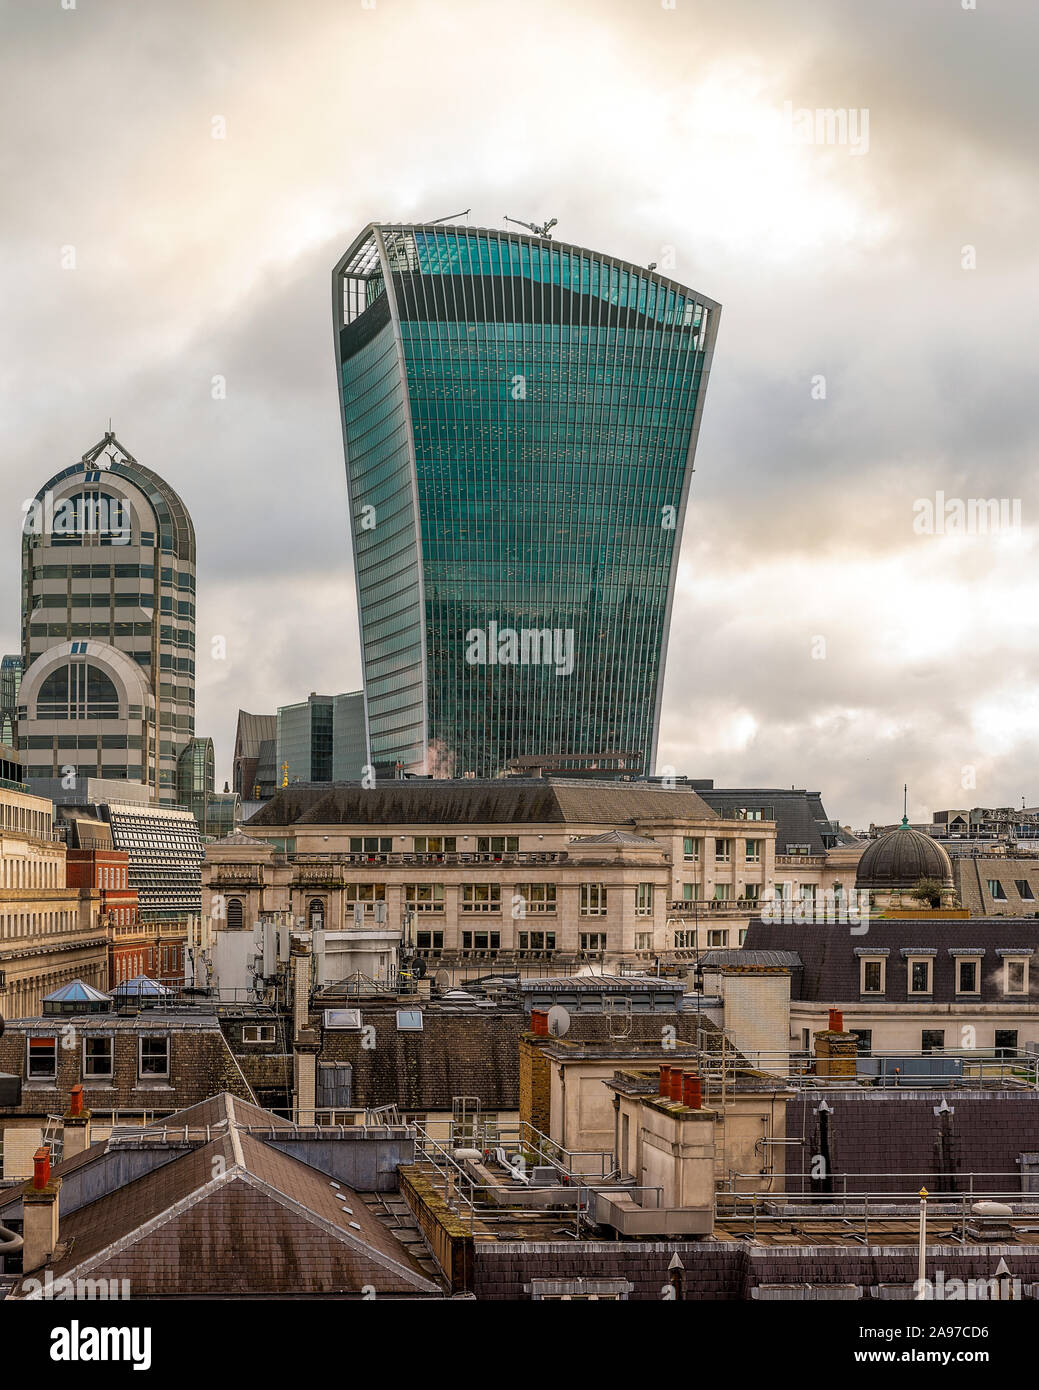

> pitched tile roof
[11,1092,441,1299]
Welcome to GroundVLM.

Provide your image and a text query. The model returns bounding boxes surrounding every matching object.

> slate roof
[742,916,1039,1004]
[10,1093,441,1299]
[245,779,718,829]
[701,950,802,970]
[692,786,840,853]
[953,857,1039,916]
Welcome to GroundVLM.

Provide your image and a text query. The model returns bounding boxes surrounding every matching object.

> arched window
[226,898,244,931]
[47,489,132,548]
[37,663,120,719]
[308,898,325,930]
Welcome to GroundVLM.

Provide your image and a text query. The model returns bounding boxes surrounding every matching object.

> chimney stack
[62,1083,93,1160]
[22,1146,61,1273]
[658,1065,671,1096]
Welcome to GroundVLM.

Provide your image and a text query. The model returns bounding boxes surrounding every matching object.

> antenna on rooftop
[504,215,558,239]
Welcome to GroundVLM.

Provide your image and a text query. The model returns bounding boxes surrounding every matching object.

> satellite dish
[547,1004,571,1037]
[411,957,426,979]
[434,968,452,991]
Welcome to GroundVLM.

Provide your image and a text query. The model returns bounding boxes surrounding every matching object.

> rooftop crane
[503,215,558,238]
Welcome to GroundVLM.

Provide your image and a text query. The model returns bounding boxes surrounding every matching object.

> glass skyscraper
[333,223,720,778]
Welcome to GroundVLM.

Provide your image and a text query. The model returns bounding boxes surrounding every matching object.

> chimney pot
[669,1068,683,1102]
[828,1008,844,1033]
[682,1072,703,1109]
[530,1009,549,1037]
[659,1065,671,1096]
[69,1083,83,1117]
[33,1146,51,1190]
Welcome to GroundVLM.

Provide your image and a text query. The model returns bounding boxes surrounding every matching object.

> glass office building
[276,691,367,785]
[333,223,720,778]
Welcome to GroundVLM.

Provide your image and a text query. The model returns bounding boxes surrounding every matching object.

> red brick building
[62,848,179,989]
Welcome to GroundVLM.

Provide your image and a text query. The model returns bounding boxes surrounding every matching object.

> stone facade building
[0,766,105,1019]
[202,780,862,972]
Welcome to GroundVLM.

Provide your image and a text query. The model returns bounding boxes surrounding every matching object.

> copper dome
[855,822,954,890]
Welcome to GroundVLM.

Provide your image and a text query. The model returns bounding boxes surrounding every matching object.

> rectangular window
[406,884,445,912]
[396,1009,423,1031]
[634,932,653,950]
[1016,881,1035,901]
[461,930,501,950]
[707,929,729,948]
[714,840,731,864]
[860,958,885,994]
[712,884,730,902]
[415,930,444,950]
[921,1029,945,1053]
[635,883,653,916]
[743,883,760,902]
[344,883,386,902]
[349,836,392,854]
[413,836,456,853]
[580,883,608,916]
[909,958,933,995]
[514,883,556,913]
[242,1025,276,1044]
[461,883,501,912]
[580,932,607,952]
[1004,958,1028,995]
[83,1035,113,1077]
[27,1035,57,1080]
[139,1035,170,1079]
[682,882,700,902]
[994,1029,1019,1056]
[956,958,980,994]
[744,839,762,864]
[476,836,518,854]
[987,879,1008,901]
[682,837,701,862]
[518,931,556,951]
[850,1029,873,1055]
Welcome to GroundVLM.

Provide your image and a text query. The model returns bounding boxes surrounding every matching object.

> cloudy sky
[3,0,1037,829]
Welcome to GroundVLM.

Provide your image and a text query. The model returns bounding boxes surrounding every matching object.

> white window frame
[907,956,933,996]
[138,1033,170,1081]
[1003,957,1029,996]
[954,956,981,995]
[242,1025,276,1044]
[860,957,886,994]
[83,1034,114,1078]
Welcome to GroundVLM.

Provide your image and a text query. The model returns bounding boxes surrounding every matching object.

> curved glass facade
[334,224,720,778]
